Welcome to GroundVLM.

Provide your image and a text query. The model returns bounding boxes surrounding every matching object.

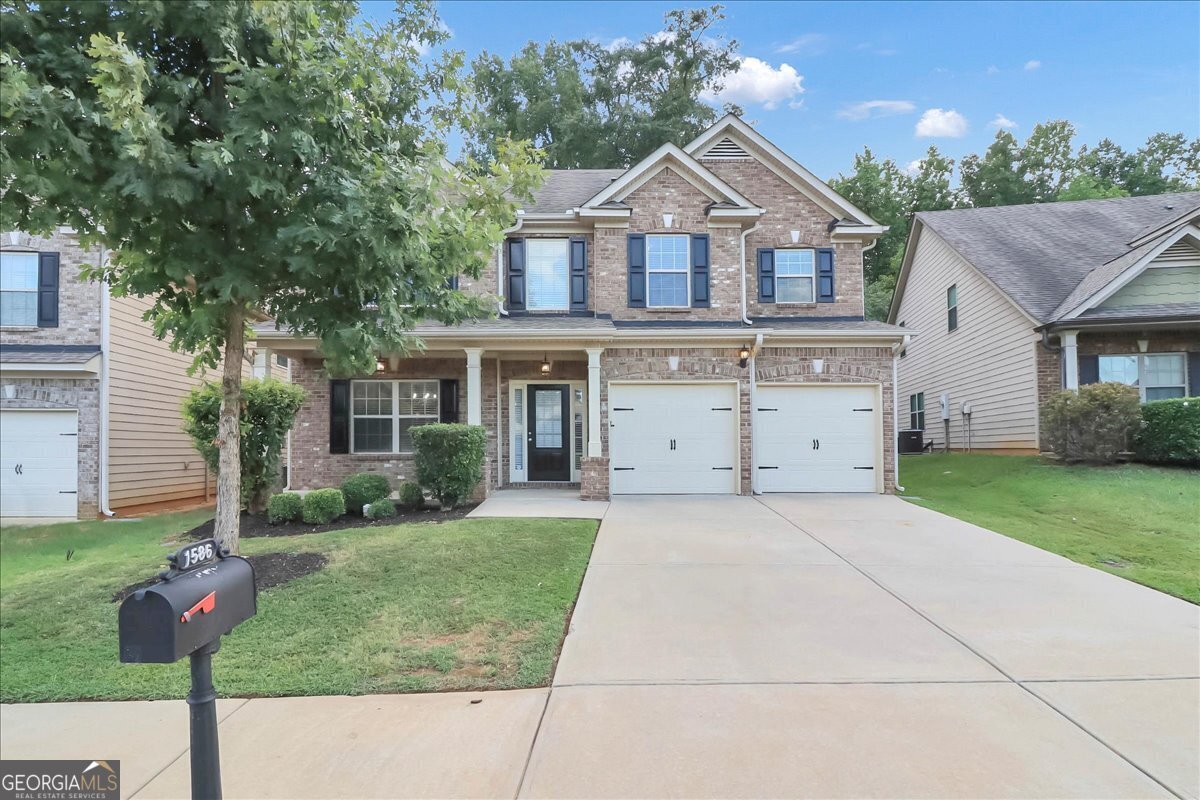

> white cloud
[776,34,827,55]
[1024,59,1041,71]
[915,108,968,137]
[989,113,1017,130]
[603,36,633,52]
[986,65,1000,75]
[837,99,916,121]
[702,57,804,110]
[904,159,923,176]
[410,21,453,56]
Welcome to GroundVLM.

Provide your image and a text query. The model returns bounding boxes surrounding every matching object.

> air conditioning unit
[898,429,925,455]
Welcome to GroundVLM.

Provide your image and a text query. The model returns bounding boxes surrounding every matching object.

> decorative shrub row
[1136,397,1200,465]
[1041,384,1200,466]
[267,492,304,524]
[341,473,391,515]
[302,488,345,525]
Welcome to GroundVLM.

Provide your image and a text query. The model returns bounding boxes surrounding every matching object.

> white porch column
[1061,330,1080,391]
[586,347,603,457]
[464,348,483,425]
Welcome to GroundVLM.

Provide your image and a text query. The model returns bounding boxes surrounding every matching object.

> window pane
[534,389,562,448]
[1146,386,1186,401]
[647,235,689,271]
[398,418,432,452]
[947,285,957,307]
[526,239,569,311]
[0,253,38,290]
[397,380,439,416]
[776,276,814,303]
[775,250,814,276]
[1098,356,1138,385]
[1144,354,1185,387]
[648,272,688,307]
[353,417,393,453]
[0,291,38,326]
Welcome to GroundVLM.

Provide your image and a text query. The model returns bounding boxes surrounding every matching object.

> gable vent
[702,137,750,160]
[1152,238,1200,267]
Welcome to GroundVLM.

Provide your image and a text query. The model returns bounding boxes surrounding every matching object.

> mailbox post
[119,539,256,800]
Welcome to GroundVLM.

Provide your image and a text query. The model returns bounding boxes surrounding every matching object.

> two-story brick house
[254,115,908,500]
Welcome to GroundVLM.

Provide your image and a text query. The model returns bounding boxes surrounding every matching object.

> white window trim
[1097,352,1189,402]
[350,379,439,454]
[0,251,40,328]
[525,238,571,312]
[774,248,817,305]
[646,233,691,309]
[947,284,958,331]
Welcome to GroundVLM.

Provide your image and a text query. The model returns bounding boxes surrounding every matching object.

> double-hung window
[1099,354,1188,401]
[351,380,439,453]
[947,285,958,331]
[647,234,689,308]
[526,239,569,311]
[775,249,815,303]
[909,392,925,431]
[0,252,39,327]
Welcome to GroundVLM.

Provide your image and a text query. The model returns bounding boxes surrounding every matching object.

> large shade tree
[1,0,542,551]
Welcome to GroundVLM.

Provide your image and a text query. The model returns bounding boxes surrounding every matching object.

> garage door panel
[1,411,80,517]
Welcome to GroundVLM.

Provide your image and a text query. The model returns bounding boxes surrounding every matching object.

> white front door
[0,410,80,516]
[609,383,738,494]
[755,385,880,492]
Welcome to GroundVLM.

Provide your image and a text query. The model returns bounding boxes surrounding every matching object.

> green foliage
[341,473,392,515]
[302,489,345,525]
[398,481,425,510]
[181,379,306,512]
[1057,174,1131,201]
[267,492,304,525]
[1136,397,1200,465]
[365,499,397,520]
[467,5,740,168]
[1040,383,1142,463]
[412,424,487,509]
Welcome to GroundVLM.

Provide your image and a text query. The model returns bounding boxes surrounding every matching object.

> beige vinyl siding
[107,294,227,509]
[895,228,1041,451]
[1100,265,1200,308]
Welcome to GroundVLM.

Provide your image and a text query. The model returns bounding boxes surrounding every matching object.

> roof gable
[581,142,758,210]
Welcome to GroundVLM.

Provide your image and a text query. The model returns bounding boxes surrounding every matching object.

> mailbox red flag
[180,591,216,623]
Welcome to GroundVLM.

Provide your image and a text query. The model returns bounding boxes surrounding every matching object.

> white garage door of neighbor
[755,385,879,493]
[0,410,79,517]
[609,383,738,494]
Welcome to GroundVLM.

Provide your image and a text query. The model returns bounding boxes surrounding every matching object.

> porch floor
[468,488,608,520]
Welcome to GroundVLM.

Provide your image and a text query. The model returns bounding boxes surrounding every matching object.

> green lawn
[899,454,1200,603]
[0,512,597,702]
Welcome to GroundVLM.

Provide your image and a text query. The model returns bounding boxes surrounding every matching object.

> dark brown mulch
[183,503,477,541]
[112,551,329,603]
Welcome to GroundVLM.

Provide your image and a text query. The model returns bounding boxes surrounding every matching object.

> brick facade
[1075,331,1200,357]
[1035,340,1062,417]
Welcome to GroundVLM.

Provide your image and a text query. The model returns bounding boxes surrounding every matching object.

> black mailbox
[119,540,256,664]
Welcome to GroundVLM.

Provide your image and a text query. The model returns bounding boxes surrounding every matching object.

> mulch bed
[183,503,477,541]
[112,551,329,603]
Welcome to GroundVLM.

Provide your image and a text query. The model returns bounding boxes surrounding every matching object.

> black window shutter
[816,248,835,303]
[1078,355,1100,386]
[627,233,646,308]
[329,380,350,454]
[37,252,59,327]
[439,379,459,423]
[445,275,459,290]
[1188,352,1200,396]
[506,238,526,311]
[757,248,775,303]
[569,236,587,310]
[690,234,710,308]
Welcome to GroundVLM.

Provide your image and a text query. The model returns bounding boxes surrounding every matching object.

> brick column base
[469,456,493,504]
[580,456,610,501]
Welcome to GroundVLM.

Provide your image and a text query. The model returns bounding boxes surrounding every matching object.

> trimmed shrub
[341,472,391,515]
[1136,397,1200,465]
[398,481,425,510]
[412,423,486,510]
[182,378,307,513]
[366,499,397,520]
[302,488,345,525]
[267,492,303,524]
[1040,382,1141,463]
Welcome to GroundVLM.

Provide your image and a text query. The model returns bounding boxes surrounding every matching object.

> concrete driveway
[523,494,1200,799]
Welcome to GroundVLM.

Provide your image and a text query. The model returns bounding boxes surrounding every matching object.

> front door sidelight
[528,384,571,481]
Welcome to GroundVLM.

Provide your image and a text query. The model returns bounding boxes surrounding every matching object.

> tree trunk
[215,308,245,554]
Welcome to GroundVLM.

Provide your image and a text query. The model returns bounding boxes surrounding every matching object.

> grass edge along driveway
[0,512,597,703]
[899,453,1199,604]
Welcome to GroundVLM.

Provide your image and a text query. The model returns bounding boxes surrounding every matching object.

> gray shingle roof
[1074,302,1200,323]
[915,192,1200,322]
[0,344,101,364]
[523,169,626,214]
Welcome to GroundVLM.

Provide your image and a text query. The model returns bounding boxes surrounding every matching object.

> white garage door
[755,385,879,493]
[609,383,738,494]
[0,410,79,517]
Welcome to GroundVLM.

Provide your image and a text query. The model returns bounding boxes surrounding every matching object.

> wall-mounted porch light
[1137,338,1150,353]
[738,345,751,369]
[540,353,552,375]
[662,212,674,229]
[375,358,386,373]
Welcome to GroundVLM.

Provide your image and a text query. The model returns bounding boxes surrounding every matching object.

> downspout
[496,357,503,490]
[98,248,115,516]
[739,222,762,325]
[891,334,909,494]
[495,211,525,317]
[748,331,764,494]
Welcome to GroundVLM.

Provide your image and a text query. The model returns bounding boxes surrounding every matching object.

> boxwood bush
[366,498,397,520]
[1136,397,1200,465]
[1040,382,1141,463]
[398,481,425,510]
[266,492,303,524]
[412,423,486,510]
[302,488,345,524]
[341,472,391,515]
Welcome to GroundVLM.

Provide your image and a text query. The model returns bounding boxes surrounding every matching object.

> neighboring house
[255,114,907,501]
[0,229,240,518]
[890,192,1200,453]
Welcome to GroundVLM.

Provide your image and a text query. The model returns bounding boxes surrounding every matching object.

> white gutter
[495,212,525,317]
[739,222,762,325]
[891,333,909,494]
[98,248,115,517]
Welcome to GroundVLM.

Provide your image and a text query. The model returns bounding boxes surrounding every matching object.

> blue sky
[362,0,1199,179]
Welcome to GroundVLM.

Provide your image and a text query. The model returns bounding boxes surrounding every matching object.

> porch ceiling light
[540,353,552,375]
[738,345,751,369]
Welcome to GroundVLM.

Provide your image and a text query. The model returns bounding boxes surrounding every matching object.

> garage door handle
[812,439,820,450]
[14,464,22,475]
